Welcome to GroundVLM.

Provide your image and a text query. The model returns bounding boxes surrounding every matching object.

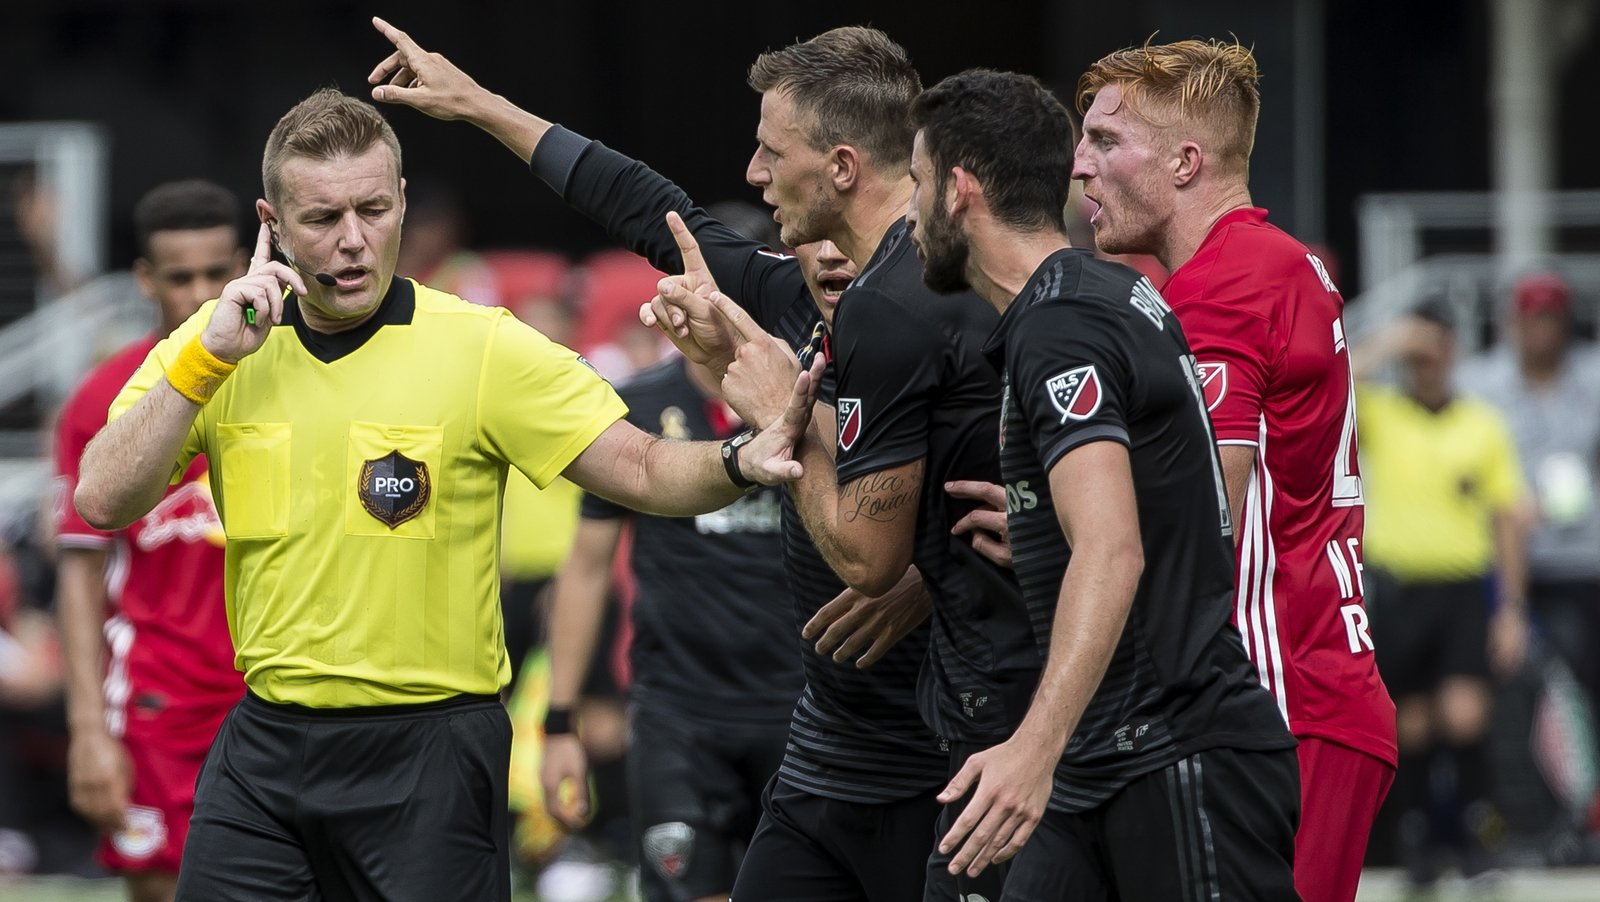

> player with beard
[905,69,1298,900]
[638,27,1043,900]
[366,19,952,902]
[1073,39,1396,902]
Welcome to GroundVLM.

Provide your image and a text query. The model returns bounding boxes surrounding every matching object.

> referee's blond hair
[1077,38,1260,179]
[262,88,403,207]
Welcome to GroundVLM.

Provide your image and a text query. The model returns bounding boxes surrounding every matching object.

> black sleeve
[579,490,628,521]
[530,126,810,335]
[1008,301,1136,473]
[830,287,943,483]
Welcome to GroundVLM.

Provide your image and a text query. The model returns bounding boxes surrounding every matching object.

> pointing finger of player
[665,211,711,279]
[708,290,766,345]
[372,16,427,59]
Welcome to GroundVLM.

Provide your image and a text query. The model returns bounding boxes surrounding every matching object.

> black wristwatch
[720,429,760,490]
[543,707,575,736]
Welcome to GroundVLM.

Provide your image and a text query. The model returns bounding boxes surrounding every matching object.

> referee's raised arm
[74,223,302,530]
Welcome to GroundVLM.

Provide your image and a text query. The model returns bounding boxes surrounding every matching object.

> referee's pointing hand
[200,223,304,364]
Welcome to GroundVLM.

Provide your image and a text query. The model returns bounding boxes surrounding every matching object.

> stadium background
[2,0,1599,899]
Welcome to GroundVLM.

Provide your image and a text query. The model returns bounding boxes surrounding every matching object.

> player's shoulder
[1171,211,1336,312]
[62,336,161,422]
[1017,249,1146,324]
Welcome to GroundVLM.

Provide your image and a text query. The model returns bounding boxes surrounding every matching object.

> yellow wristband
[165,336,237,405]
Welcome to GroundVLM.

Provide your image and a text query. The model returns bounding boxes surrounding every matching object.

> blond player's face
[746,89,844,250]
[270,144,406,321]
[1073,83,1172,257]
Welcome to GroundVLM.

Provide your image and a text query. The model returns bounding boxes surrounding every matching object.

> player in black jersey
[542,354,804,902]
[905,69,1300,901]
[645,28,1044,901]
[366,21,949,902]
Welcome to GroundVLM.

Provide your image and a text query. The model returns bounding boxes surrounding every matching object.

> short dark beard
[918,201,971,294]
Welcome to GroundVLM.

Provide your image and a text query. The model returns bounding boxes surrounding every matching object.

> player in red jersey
[1069,40,1397,902]
[54,180,245,902]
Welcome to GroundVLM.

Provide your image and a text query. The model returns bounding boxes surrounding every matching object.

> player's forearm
[462,90,553,164]
[1493,510,1529,613]
[546,551,615,709]
[75,382,198,530]
[55,550,112,734]
[1015,542,1144,753]
[791,432,911,596]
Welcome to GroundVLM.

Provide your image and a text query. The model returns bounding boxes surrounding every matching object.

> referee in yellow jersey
[72,88,820,902]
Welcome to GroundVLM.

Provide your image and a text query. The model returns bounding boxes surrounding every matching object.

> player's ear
[132,257,155,298]
[829,144,862,193]
[949,166,978,218]
[255,198,277,228]
[1173,140,1202,188]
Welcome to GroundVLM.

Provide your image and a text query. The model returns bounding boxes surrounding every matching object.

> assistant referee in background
[72,86,820,901]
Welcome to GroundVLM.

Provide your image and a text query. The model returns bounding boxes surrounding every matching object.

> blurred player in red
[54,180,245,902]
[1073,40,1397,902]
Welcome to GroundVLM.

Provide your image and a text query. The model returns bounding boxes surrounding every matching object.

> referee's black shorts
[176,691,512,902]
[1003,747,1300,902]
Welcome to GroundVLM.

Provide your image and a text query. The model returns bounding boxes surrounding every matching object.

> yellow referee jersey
[109,279,627,707]
[1357,384,1523,583]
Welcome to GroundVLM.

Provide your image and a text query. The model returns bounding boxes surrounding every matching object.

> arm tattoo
[842,471,918,524]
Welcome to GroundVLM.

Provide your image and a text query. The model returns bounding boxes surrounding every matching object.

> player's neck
[834,176,914,267]
[970,226,1071,316]
[1160,184,1254,273]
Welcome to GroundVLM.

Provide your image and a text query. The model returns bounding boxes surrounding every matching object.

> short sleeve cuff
[529,126,595,196]
[526,394,630,490]
[1040,425,1130,474]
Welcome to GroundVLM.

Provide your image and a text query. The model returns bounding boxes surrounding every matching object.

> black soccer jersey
[987,248,1294,813]
[532,128,946,802]
[582,357,802,722]
[830,219,1040,745]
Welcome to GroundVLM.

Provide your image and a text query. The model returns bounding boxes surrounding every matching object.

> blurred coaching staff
[72,87,820,902]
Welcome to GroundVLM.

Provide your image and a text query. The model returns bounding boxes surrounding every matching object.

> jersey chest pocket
[345,422,445,539]
[215,422,292,539]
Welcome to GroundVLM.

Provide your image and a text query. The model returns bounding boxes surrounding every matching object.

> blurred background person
[1355,302,1530,895]
[53,179,244,902]
[1471,270,1600,848]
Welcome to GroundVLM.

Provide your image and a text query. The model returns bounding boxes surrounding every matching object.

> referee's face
[270,144,405,326]
[747,89,843,249]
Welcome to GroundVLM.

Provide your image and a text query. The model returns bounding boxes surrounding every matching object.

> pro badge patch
[1046,365,1102,422]
[358,450,431,528]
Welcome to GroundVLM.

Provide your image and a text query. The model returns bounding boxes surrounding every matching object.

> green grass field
[4,870,1600,901]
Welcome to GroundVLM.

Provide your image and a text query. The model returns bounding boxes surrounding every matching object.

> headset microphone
[269,224,337,287]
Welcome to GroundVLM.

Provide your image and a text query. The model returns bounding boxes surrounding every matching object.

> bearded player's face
[907,131,970,295]
[264,144,406,322]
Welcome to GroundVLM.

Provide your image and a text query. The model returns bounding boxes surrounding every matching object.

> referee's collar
[284,277,416,363]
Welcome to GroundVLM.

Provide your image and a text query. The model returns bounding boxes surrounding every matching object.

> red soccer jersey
[1164,208,1396,766]
[53,338,239,749]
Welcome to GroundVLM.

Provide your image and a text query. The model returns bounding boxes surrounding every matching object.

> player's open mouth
[817,274,851,305]
[1084,196,1104,226]
[333,267,369,289]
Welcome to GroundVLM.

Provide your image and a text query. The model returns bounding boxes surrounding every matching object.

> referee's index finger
[248,222,272,273]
